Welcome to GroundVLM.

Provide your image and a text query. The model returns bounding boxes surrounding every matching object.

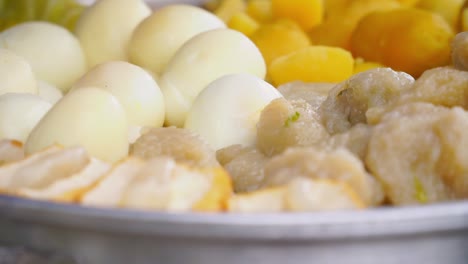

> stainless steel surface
[0,195,468,264]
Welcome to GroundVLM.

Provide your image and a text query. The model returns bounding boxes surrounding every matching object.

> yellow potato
[353,58,384,74]
[246,0,273,23]
[227,12,259,37]
[214,0,246,22]
[462,2,468,31]
[250,20,311,66]
[351,8,454,77]
[309,0,400,49]
[417,0,465,30]
[271,0,323,31]
[269,46,354,86]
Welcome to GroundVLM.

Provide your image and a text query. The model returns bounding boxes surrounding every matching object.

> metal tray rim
[1,195,468,240]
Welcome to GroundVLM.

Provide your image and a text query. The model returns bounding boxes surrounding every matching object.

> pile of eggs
[0,0,281,162]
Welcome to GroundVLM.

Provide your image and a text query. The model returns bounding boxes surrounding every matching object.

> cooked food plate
[0,0,467,263]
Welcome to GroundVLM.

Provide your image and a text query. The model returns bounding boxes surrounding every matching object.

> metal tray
[0,195,467,264]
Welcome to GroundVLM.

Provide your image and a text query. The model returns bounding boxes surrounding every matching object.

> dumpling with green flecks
[366,102,468,205]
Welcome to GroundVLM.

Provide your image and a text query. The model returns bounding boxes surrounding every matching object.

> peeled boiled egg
[0,48,37,96]
[0,94,52,143]
[25,88,128,162]
[72,61,165,130]
[0,22,87,92]
[160,28,266,127]
[184,74,282,150]
[37,80,63,105]
[128,4,226,75]
[75,0,151,68]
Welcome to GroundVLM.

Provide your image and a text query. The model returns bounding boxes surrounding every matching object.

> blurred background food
[0,0,85,31]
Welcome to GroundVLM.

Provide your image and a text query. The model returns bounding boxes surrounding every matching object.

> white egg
[0,22,87,92]
[72,61,165,129]
[0,49,37,96]
[160,28,266,127]
[37,80,63,105]
[128,126,144,144]
[128,4,226,75]
[0,94,52,143]
[75,0,151,68]
[0,48,38,95]
[0,48,37,95]
[25,88,129,162]
[184,74,282,150]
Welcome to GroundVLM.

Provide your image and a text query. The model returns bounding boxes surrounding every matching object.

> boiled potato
[416,0,464,30]
[268,46,354,86]
[37,80,63,105]
[0,22,86,92]
[0,48,37,96]
[462,2,468,32]
[227,12,259,37]
[72,61,165,130]
[271,0,324,31]
[25,88,128,162]
[351,8,453,77]
[184,74,282,150]
[129,4,226,75]
[0,94,52,143]
[160,28,266,127]
[250,20,311,66]
[75,0,151,68]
